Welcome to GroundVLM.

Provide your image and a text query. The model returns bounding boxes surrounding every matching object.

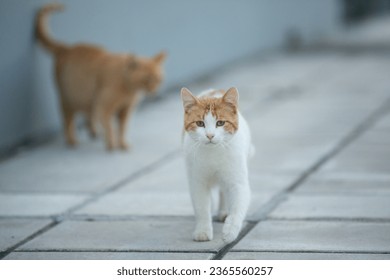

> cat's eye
[196,121,205,127]
[216,121,225,127]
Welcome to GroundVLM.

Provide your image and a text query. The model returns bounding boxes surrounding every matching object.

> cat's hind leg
[61,105,77,147]
[86,109,98,139]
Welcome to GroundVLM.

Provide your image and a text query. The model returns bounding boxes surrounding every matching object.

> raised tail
[35,3,67,54]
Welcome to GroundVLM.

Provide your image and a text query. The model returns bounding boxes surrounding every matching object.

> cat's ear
[154,51,167,64]
[223,87,239,106]
[181,87,198,112]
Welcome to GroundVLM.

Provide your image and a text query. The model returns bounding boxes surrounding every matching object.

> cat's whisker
[217,141,228,150]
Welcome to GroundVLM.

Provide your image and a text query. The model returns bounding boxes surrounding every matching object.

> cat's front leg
[117,106,132,151]
[100,110,116,151]
[222,182,250,243]
[189,180,213,241]
[117,94,140,151]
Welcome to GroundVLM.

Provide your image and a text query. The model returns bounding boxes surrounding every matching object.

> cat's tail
[36,3,67,55]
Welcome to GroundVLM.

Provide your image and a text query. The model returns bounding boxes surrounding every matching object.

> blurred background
[2,0,390,154]
[0,0,343,153]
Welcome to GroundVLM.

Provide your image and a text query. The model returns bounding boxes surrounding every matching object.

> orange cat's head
[181,87,239,145]
[126,51,167,94]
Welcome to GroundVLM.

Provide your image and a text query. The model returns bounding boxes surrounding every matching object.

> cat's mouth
[205,141,216,145]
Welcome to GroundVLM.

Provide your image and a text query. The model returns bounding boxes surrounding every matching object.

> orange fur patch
[184,94,238,134]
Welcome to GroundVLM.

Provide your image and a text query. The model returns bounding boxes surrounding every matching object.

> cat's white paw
[193,228,213,242]
[222,217,241,243]
[222,231,239,243]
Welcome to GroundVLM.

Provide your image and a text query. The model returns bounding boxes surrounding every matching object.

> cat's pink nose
[207,134,214,140]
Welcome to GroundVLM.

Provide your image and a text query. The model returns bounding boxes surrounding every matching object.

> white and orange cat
[36,4,166,150]
[181,87,253,243]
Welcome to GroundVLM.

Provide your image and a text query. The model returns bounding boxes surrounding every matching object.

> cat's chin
[205,142,217,146]
[203,141,222,146]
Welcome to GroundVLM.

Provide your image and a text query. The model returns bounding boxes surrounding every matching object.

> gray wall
[0,0,341,151]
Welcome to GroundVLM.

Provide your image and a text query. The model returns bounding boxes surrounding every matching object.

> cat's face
[181,87,239,146]
[127,51,166,94]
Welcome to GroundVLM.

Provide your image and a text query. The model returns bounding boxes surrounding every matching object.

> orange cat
[36,4,167,150]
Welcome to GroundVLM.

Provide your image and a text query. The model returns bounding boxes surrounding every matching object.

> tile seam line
[10,249,217,254]
[228,250,390,254]
[213,95,390,260]
[266,217,390,223]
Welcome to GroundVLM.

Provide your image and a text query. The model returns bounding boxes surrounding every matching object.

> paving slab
[0,146,155,194]
[75,192,193,216]
[269,194,390,219]
[355,129,390,145]
[249,172,300,192]
[0,194,87,217]
[223,252,390,260]
[233,220,390,252]
[19,220,228,252]
[0,143,132,194]
[372,111,390,130]
[5,251,213,260]
[297,173,390,195]
[249,144,332,173]
[0,219,52,252]
[321,143,390,173]
[118,158,187,193]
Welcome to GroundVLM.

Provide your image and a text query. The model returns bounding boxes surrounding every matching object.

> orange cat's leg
[117,106,131,150]
[62,107,77,147]
[101,110,115,151]
[86,111,97,139]
[117,94,140,151]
